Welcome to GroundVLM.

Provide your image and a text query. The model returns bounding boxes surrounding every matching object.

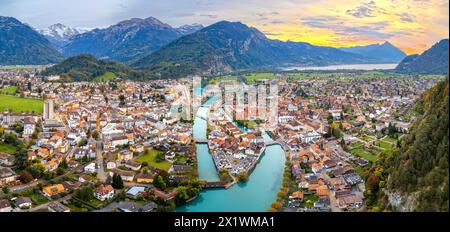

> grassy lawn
[94,72,116,82]
[0,65,39,70]
[244,73,276,83]
[349,148,379,162]
[87,198,106,209]
[288,73,338,79]
[287,73,310,79]
[30,193,49,205]
[135,149,171,171]
[175,156,188,163]
[66,203,89,212]
[0,95,43,113]
[17,189,49,205]
[349,141,364,149]
[0,143,17,154]
[236,120,257,129]
[209,76,238,84]
[0,86,18,95]
[376,140,394,150]
[418,74,447,79]
[301,194,318,208]
[360,135,375,141]
[381,137,397,144]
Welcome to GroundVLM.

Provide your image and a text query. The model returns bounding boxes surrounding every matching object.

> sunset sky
[0,0,448,54]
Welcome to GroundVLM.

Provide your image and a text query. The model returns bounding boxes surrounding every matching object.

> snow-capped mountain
[62,17,202,62]
[38,23,90,49]
[176,23,204,35]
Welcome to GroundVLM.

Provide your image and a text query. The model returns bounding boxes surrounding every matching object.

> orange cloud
[248,0,448,54]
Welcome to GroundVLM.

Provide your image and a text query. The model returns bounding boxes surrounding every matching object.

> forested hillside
[365,79,449,212]
[41,54,147,82]
[0,16,63,65]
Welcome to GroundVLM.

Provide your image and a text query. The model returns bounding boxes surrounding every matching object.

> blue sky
[0,0,235,28]
[0,0,448,53]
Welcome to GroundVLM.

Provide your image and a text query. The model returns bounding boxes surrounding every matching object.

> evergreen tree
[112,173,124,189]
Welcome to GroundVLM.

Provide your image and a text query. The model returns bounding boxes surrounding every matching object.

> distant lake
[282,63,398,71]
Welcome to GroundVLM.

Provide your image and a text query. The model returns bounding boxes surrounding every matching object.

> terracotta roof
[94,185,114,195]
[43,184,65,196]
[292,191,304,200]
[316,185,330,196]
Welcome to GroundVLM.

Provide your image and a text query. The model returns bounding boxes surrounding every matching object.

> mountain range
[340,41,406,63]
[396,39,449,74]
[131,21,385,77]
[1,15,447,77]
[0,16,63,65]
[62,17,203,62]
[38,23,90,50]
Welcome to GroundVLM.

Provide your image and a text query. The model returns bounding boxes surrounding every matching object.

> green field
[0,95,43,113]
[17,189,49,205]
[0,143,17,154]
[360,135,375,141]
[375,137,396,150]
[287,73,336,79]
[417,74,447,79]
[0,86,18,95]
[0,65,39,70]
[94,72,117,82]
[244,73,276,83]
[381,137,397,144]
[135,149,171,171]
[349,148,379,162]
[349,141,364,149]
[209,76,239,84]
[301,194,318,208]
[376,140,394,150]
[66,203,89,212]
[30,193,49,205]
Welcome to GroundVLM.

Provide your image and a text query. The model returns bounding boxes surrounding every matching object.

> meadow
[243,73,276,83]
[0,86,18,95]
[0,95,43,113]
[349,148,379,162]
[0,143,18,154]
[135,149,171,171]
[93,72,117,82]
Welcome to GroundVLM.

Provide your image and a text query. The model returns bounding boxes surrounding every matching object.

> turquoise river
[177,94,286,212]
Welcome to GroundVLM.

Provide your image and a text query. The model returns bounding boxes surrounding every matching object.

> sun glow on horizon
[246,0,449,55]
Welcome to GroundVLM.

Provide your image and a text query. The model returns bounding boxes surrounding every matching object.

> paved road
[10,180,44,193]
[96,140,107,182]
[29,194,73,212]
[11,162,90,194]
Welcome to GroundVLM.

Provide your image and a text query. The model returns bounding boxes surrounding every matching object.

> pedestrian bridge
[265,141,280,146]
[195,139,209,143]
[265,140,289,152]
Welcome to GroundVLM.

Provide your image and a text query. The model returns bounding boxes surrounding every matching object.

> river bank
[177,91,286,212]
